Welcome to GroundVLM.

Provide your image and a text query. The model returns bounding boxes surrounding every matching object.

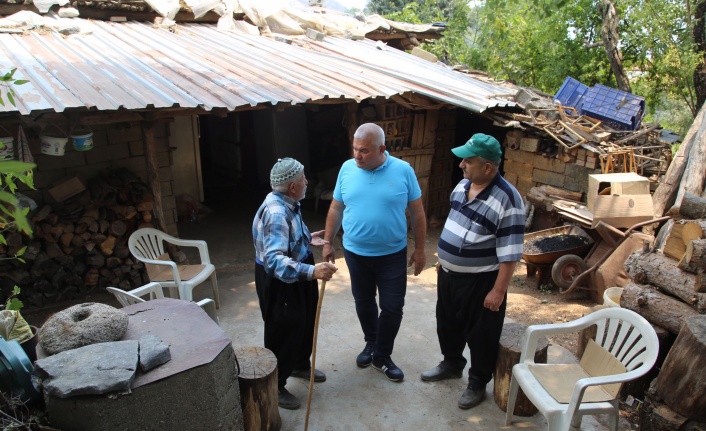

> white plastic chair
[128,228,220,308]
[107,282,218,324]
[505,307,659,431]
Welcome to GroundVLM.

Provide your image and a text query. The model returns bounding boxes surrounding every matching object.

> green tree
[0,71,34,263]
[366,0,409,15]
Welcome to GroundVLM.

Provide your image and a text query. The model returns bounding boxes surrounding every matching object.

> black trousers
[255,253,318,388]
[435,268,506,386]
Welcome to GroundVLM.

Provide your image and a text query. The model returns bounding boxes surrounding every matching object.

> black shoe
[278,387,301,410]
[290,368,326,382]
[356,342,375,368]
[458,384,486,410]
[371,356,404,382]
[420,363,463,382]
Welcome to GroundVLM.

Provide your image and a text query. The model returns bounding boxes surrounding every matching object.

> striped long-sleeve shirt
[252,192,314,283]
[437,174,525,273]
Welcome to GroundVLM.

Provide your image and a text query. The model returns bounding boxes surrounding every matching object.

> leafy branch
[0,68,28,108]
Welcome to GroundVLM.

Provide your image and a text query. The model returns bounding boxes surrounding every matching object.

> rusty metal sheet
[121,298,231,389]
[0,20,515,115]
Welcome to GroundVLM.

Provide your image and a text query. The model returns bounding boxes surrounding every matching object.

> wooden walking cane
[304,279,326,431]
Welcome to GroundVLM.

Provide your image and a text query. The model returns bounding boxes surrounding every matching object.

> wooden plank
[421,109,438,148]
[411,113,425,148]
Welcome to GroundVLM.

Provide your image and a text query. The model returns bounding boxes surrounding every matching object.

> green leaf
[0,161,36,173]
[13,80,28,86]
[15,246,26,257]
[5,297,23,311]
[11,286,20,296]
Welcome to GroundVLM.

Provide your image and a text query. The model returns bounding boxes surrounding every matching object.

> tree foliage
[371,0,699,135]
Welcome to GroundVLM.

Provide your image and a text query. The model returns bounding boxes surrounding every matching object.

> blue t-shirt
[333,152,421,256]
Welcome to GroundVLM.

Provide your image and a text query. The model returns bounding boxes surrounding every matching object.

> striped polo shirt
[437,173,525,273]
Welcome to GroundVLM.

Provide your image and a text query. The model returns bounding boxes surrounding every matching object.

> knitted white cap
[270,157,304,187]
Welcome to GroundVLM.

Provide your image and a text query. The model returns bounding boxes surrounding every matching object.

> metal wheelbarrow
[522,225,595,290]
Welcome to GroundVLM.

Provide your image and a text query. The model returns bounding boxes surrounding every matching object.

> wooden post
[494,322,548,416]
[141,120,166,233]
[235,346,281,431]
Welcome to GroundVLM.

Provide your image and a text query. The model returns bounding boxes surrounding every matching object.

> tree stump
[654,315,706,421]
[494,322,549,416]
[235,346,281,431]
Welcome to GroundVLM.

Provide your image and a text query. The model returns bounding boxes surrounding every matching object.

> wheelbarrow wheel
[551,254,587,290]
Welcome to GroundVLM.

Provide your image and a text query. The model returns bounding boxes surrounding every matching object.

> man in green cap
[420,133,525,410]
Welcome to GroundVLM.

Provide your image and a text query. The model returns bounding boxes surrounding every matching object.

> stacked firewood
[616,100,706,430]
[0,168,155,308]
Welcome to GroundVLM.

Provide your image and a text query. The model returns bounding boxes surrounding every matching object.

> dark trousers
[255,253,318,388]
[343,247,407,358]
[436,268,506,386]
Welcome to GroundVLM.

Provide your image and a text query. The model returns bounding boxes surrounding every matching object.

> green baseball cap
[451,133,502,161]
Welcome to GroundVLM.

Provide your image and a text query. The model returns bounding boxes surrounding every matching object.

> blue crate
[581,84,645,131]
[553,76,589,112]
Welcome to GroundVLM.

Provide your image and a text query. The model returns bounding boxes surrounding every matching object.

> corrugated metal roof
[0,20,516,116]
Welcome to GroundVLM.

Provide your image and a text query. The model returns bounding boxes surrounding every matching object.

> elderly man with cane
[252,157,337,410]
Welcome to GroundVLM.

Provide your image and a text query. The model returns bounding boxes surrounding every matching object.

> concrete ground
[180,200,611,431]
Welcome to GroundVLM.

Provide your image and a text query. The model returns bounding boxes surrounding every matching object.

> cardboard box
[587,173,650,213]
[590,194,654,229]
[48,175,87,202]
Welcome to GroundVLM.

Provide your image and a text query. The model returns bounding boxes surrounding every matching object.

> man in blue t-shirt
[323,123,427,382]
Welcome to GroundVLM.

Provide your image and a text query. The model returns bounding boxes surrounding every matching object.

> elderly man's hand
[310,230,328,247]
[313,262,337,281]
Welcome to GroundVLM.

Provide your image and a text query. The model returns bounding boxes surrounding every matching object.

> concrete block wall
[20,121,177,235]
[502,132,601,200]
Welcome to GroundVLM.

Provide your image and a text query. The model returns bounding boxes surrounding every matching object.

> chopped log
[651,104,706,218]
[71,234,85,248]
[675,123,706,207]
[682,220,706,244]
[621,283,699,334]
[99,219,110,234]
[100,236,116,256]
[678,193,706,219]
[654,315,706,421]
[679,239,706,278]
[31,205,53,222]
[109,220,127,237]
[60,232,73,248]
[640,391,690,431]
[494,322,548,417]
[663,236,686,261]
[113,245,130,259]
[85,253,105,267]
[137,201,153,212]
[544,185,583,202]
[235,346,281,431]
[625,250,706,312]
